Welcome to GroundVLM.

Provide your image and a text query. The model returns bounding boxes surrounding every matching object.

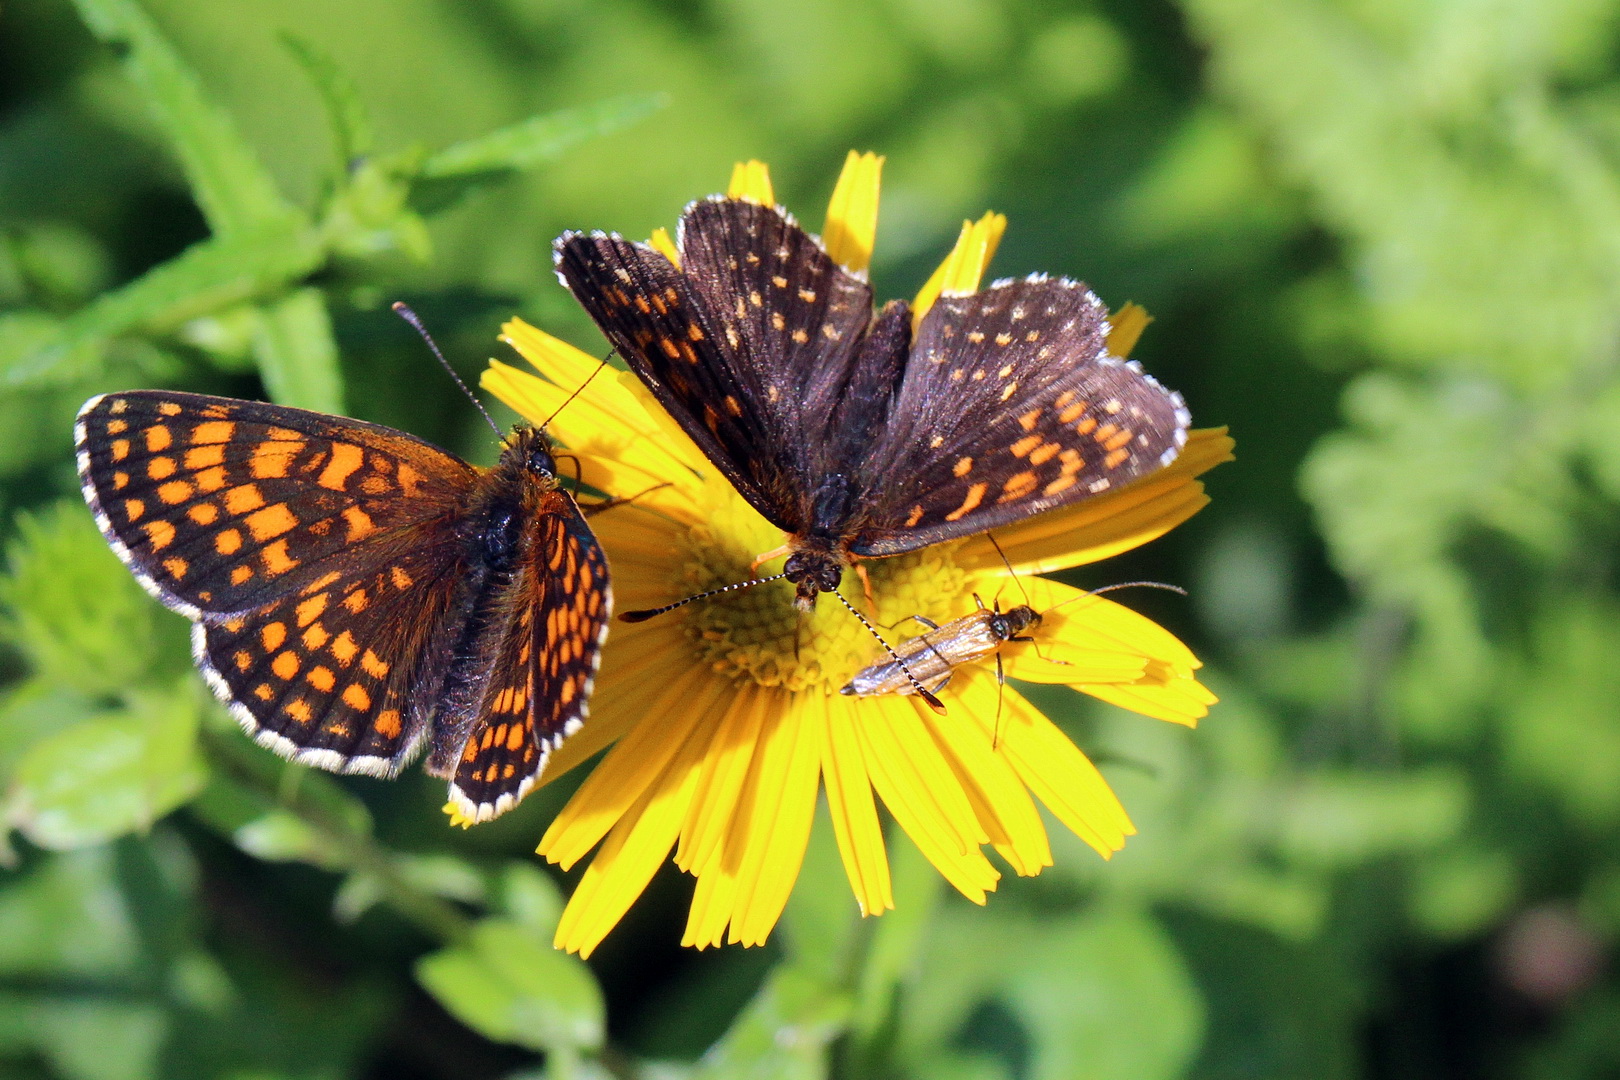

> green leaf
[233,809,349,870]
[1002,907,1204,1080]
[416,918,604,1054]
[0,847,140,977]
[689,967,851,1080]
[32,998,167,1080]
[422,94,667,178]
[0,503,182,696]
[411,94,666,214]
[498,861,565,935]
[1269,768,1470,866]
[280,33,376,166]
[3,225,323,389]
[68,0,295,235]
[5,683,206,849]
[252,287,345,414]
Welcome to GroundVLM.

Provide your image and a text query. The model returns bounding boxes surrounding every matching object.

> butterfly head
[503,425,558,482]
[782,549,845,611]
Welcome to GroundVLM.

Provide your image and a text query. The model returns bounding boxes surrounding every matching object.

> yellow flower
[480,152,1234,957]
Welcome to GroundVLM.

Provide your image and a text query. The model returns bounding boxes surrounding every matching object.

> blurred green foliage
[2,0,1619,1077]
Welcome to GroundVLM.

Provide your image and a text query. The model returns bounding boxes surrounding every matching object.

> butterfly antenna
[830,590,947,715]
[987,533,1035,610]
[620,574,788,623]
[541,350,613,430]
[392,302,503,438]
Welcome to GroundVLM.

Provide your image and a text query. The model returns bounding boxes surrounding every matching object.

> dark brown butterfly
[75,390,611,822]
[553,197,1190,619]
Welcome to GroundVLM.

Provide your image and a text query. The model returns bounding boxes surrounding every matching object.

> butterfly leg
[579,480,673,516]
[853,562,878,613]
[750,544,791,572]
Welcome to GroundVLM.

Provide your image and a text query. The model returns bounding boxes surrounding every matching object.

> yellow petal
[648,226,680,268]
[683,850,741,949]
[822,151,884,274]
[822,694,893,915]
[921,693,1052,877]
[727,160,774,205]
[554,717,712,957]
[539,663,729,868]
[912,212,1007,329]
[723,692,825,946]
[1079,675,1217,727]
[675,685,773,874]
[987,670,1133,857]
[856,696,1000,902]
[960,428,1234,573]
[537,628,690,785]
[1106,302,1152,359]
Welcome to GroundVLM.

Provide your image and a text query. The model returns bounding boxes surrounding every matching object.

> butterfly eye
[526,443,556,479]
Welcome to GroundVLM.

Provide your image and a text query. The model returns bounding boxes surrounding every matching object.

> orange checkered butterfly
[555,196,1190,615]
[75,389,611,823]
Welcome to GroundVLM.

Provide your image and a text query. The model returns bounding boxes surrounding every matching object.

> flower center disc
[673,487,969,693]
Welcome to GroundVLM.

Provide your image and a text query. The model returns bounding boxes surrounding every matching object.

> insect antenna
[1088,581,1188,597]
[986,533,1035,610]
[540,350,613,430]
[619,574,788,622]
[829,590,947,715]
[392,302,503,438]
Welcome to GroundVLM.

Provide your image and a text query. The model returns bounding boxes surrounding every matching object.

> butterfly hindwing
[850,278,1191,555]
[447,491,612,821]
[76,391,477,618]
[192,538,466,775]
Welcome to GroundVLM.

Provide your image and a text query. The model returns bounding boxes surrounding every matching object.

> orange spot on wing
[953,456,973,477]
[944,483,988,522]
[157,480,194,505]
[246,503,297,543]
[342,506,375,542]
[285,699,313,724]
[195,467,227,492]
[148,457,176,480]
[188,503,219,525]
[250,439,300,479]
[307,665,336,692]
[123,499,145,522]
[162,557,188,579]
[271,651,300,680]
[330,631,358,665]
[224,484,265,515]
[261,622,287,652]
[1011,434,1042,458]
[361,650,389,678]
[261,539,298,575]
[295,593,328,627]
[998,471,1039,501]
[343,684,372,711]
[1104,447,1131,469]
[374,707,401,737]
[144,520,176,550]
[144,426,172,452]
[185,445,224,469]
[191,421,235,444]
[318,443,364,491]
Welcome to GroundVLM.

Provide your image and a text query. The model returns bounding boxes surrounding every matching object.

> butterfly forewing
[76,392,476,617]
[676,199,873,466]
[446,493,612,820]
[851,278,1190,555]
[554,232,791,527]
